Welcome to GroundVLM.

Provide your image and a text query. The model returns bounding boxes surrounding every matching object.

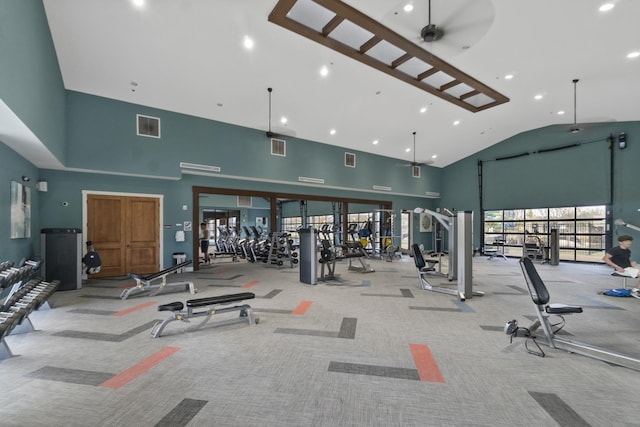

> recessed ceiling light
[330,129,336,135]
[627,51,640,59]
[320,65,329,77]
[372,140,379,145]
[420,107,427,113]
[453,120,460,126]
[431,154,437,159]
[405,148,411,153]
[132,0,144,8]
[504,74,514,80]
[403,4,414,12]
[557,110,565,115]
[280,117,287,124]
[534,94,543,100]
[243,35,254,50]
[599,3,614,12]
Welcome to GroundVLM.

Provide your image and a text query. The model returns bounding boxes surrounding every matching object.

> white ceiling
[39,0,640,168]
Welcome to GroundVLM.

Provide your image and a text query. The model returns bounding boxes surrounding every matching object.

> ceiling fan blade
[382,0,494,58]
[436,0,486,28]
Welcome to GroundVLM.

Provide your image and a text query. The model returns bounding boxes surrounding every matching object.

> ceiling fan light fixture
[421,24,444,42]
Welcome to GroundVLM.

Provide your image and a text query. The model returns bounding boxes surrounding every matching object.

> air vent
[425,191,441,198]
[298,176,325,184]
[137,114,161,138]
[373,185,392,191]
[179,162,221,172]
[271,138,286,156]
[412,165,421,178]
[345,152,356,168]
[237,196,252,207]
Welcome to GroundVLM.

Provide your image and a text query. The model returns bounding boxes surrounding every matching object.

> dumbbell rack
[266,232,299,268]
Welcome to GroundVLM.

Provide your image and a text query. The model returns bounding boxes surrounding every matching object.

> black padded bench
[122,260,196,300]
[151,292,258,338]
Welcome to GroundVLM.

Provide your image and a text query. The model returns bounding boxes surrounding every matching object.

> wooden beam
[391,53,413,69]
[322,15,344,36]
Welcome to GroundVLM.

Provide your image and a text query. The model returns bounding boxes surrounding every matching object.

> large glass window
[483,205,607,262]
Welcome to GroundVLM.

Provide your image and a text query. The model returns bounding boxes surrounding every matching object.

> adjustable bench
[121,260,196,300]
[508,257,640,371]
[151,292,258,338]
[339,242,375,273]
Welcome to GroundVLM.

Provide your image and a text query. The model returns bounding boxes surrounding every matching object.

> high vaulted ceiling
[41,0,640,168]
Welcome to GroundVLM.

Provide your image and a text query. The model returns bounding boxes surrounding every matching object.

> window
[483,205,607,262]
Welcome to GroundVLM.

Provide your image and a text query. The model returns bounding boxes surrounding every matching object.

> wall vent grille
[137,114,161,138]
[345,152,356,168]
[179,162,221,172]
[298,176,325,184]
[271,138,286,156]
[237,196,252,207]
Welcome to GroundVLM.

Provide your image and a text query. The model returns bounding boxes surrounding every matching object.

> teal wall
[0,143,40,262]
[65,91,441,196]
[441,122,640,247]
[0,0,66,162]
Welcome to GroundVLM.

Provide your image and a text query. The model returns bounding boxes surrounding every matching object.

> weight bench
[151,292,258,338]
[339,243,375,273]
[121,260,195,300]
[508,257,640,371]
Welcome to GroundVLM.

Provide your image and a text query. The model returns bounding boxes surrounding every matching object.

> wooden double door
[87,194,159,278]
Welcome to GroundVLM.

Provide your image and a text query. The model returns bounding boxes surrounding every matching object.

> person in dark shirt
[200,222,211,264]
[603,235,639,295]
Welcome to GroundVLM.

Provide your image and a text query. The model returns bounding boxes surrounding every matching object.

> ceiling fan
[569,78,581,133]
[421,0,444,42]
[266,87,280,139]
[411,0,495,56]
[265,87,295,139]
[398,132,433,172]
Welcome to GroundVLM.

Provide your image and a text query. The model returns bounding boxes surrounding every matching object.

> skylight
[268,0,509,113]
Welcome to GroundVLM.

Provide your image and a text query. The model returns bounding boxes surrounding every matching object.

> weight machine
[507,257,640,371]
[615,218,640,232]
[412,209,483,300]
